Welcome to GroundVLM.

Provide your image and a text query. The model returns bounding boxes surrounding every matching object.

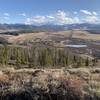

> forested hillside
[0,45,97,68]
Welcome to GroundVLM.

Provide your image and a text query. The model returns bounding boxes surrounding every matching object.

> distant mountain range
[0,23,100,33]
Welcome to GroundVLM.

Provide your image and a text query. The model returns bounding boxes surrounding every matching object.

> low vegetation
[0,68,100,100]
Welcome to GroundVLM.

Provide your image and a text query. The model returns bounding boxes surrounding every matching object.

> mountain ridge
[0,23,100,33]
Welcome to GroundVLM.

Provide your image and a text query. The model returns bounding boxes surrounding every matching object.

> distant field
[0,30,100,44]
[72,30,100,40]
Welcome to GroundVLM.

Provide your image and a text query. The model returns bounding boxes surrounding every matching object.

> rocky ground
[0,67,100,100]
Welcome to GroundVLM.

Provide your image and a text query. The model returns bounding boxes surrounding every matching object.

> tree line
[0,45,97,68]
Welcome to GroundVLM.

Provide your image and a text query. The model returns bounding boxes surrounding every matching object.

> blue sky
[0,0,100,25]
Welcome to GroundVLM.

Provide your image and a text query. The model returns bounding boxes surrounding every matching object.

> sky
[0,0,100,25]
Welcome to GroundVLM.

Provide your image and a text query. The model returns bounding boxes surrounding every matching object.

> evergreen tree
[2,45,9,65]
[75,57,82,67]
[15,47,22,66]
[21,49,27,64]
[92,58,98,66]
[40,48,53,67]
[85,57,89,66]
[73,55,77,63]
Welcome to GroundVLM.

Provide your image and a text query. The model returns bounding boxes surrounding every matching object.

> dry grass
[0,30,100,45]
[72,30,100,40]
[0,67,100,100]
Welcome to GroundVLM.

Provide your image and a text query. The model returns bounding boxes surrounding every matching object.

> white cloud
[83,16,100,24]
[25,10,81,25]
[4,16,10,20]
[19,13,26,17]
[92,12,98,16]
[56,10,67,18]
[54,11,79,25]
[80,10,92,15]
[25,18,32,25]
[25,10,100,25]
[54,10,73,25]
[25,16,47,25]
[4,13,10,16]
[73,12,78,14]
[80,10,98,16]
[73,17,80,23]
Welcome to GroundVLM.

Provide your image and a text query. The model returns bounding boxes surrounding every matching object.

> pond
[65,45,87,48]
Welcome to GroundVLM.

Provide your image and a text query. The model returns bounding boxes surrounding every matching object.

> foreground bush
[0,68,100,100]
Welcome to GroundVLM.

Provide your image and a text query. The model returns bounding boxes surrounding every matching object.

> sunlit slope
[0,30,100,44]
